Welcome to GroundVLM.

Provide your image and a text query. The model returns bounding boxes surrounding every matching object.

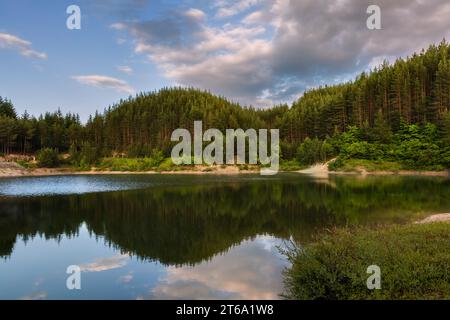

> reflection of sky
[80,254,129,272]
[147,236,289,300]
[0,223,288,300]
[0,175,157,196]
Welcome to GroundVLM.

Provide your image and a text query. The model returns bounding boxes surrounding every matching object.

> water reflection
[0,174,449,299]
[0,175,159,196]
[149,236,287,300]
[80,254,130,272]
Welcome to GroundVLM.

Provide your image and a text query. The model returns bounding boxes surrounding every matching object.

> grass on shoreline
[96,158,307,172]
[97,157,186,172]
[329,158,447,173]
[3,154,447,175]
[18,156,306,173]
[282,222,450,300]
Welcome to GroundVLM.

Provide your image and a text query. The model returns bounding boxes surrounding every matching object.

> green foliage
[370,112,393,144]
[0,97,17,119]
[327,122,449,170]
[394,139,440,168]
[440,147,450,168]
[98,152,166,171]
[279,159,307,171]
[329,158,405,172]
[157,158,178,171]
[37,148,60,168]
[69,142,102,167]
[15,159,36,169]
[280,141,298,160]
[441,111,450,144]
[283,223,450,300]
[296,137,333,165]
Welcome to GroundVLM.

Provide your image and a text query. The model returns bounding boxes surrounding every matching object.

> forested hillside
[1,41,450,169]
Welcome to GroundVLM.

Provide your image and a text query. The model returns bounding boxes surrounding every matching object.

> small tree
[37,148,60,168]
[296,138,329,165]
[0,97,17,119]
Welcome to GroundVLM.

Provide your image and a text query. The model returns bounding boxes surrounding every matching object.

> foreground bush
[283,223,450,300]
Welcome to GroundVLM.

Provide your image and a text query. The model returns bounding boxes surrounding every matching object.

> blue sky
[1,0,450,121]
[0,0,172,120]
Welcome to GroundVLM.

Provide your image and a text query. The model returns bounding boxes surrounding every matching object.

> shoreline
[329,169,450,177]
[1,158,449,178]
[0,164,261,178]
[0,166,448,178]
[298,161,450,177]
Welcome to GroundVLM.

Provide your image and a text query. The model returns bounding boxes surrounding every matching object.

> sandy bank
[297,160,449,178]
[1,160,449,178]
[0,161,259,178]
[417,213,450,224]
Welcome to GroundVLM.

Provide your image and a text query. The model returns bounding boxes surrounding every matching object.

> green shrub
[157,158,177,171]
[394,139,440,168]
[297,137,332,165]
[324,122,449,170]
[69,142,102,167]
[439,147,450,168]
[37,148,60,168]
[280,159,307,171]
[15,159,36,169]
[98,152,167,172]
[150,150,165,167]
[283,223,450,300]
[328,157,345,171]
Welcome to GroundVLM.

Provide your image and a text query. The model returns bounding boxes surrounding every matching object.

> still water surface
[0,173,449,299]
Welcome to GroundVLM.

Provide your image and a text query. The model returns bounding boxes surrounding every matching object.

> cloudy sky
[1,0,450,120]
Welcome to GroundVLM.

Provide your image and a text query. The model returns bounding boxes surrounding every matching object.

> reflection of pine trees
[1,176,449,264]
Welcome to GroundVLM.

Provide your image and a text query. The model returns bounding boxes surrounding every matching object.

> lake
[0,173,449,300]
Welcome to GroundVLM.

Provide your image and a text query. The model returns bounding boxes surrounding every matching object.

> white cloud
[185,8,206,21]
[117,65,133,75]
[72,75,135,94]
[216,0,262,18]
[242,11,264,25]
[112,0,450,106]
[0,32,47,60]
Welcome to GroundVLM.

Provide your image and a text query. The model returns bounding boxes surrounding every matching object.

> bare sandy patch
[416,213,450,224]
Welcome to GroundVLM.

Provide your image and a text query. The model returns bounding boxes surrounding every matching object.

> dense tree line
[1,96,82,155]
[1,41,449,166]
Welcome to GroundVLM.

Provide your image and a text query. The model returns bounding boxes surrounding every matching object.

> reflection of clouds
[20,277,47,300]
[118,271,134,284]
[150,236,288,300]
[80,254,129,272]
[20,291,47,300]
